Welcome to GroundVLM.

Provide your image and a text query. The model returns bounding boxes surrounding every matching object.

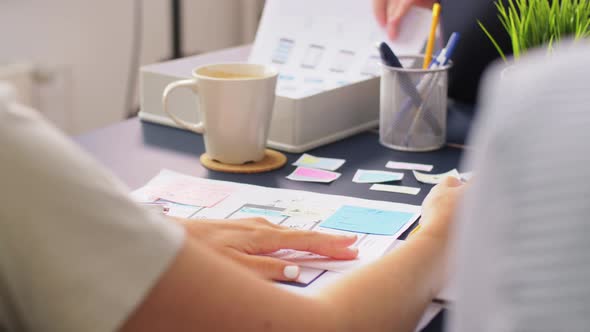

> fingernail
[283,265,300,280]
[386,22,397,40]
[349,247,359,254]
[345,234,357,240]
[388,30,397,40]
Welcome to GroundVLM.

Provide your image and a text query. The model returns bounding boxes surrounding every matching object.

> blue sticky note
[353,170,404,183]
[319,205,415,236]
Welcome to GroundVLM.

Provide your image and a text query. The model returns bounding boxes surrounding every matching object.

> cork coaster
[200,149,287,174]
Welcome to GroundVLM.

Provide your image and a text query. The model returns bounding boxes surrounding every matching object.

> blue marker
[429,32,460,68]
[403,32,461,146]
[378,42,404,68]
[378,42,442,135]
[377,42,423,108]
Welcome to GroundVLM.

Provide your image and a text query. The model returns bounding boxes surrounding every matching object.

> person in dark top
[373,0,512,105]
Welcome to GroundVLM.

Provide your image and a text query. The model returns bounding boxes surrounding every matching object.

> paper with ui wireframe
[319,205,415,236]
[413,169,461,185]
[386,161,434,172]
[370,184,421,195]
[292,153,345,171]
[249,0,432,98]
[135,169,420,275]
[352,169,404,183]
[155,199,203,218]
[287,166,341,183]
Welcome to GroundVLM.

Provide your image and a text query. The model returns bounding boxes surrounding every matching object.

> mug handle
[162,79,205,134]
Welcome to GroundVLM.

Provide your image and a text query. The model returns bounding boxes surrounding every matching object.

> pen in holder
[379,55,451,152]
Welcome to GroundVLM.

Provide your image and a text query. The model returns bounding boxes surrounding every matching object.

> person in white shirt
[0,100,460,331]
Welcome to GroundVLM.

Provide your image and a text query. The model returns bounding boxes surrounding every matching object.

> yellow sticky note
[301,155,320,164]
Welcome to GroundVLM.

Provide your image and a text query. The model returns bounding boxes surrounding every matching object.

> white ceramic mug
[162,63,278,165]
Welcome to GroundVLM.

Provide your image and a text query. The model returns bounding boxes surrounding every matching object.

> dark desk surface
[75,117,464,332]
[76,118,465,206]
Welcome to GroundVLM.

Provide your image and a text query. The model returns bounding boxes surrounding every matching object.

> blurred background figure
[373,0,512,105]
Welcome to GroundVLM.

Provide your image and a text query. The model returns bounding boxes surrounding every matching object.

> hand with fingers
[419,176,465,242]
[176,217,358,282]
[373,0,438,40]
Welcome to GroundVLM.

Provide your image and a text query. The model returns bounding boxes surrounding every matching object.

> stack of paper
[249,0,432,98]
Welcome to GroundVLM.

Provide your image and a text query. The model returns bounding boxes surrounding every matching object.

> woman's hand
[419,176,465,242]
[373,0,437,39]
[176,217,358,281]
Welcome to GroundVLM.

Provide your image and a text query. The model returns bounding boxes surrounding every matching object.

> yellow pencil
[423,3,441,69]
[409,223,422,237]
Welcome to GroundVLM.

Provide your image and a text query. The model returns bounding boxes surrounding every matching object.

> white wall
[0,0,262,134]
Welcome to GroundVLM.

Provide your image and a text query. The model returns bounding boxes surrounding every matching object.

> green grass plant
[479,0,590,61]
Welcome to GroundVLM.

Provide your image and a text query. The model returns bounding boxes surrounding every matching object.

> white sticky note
[386,161,433,172]
[370,184,421,195]
[413,169,461,185]
[352,169,404,183]
[292,154,346,171]
[460,171,474,181]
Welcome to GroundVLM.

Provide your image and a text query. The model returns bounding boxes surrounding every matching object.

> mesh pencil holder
[379,55,452,152]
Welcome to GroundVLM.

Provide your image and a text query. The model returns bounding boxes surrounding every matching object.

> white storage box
[139,0,431,153]
[139,45,379,153]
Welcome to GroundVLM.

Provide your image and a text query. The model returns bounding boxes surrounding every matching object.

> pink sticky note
[295,167,338,179]
[287,167,341,183]
[147,179,233,207]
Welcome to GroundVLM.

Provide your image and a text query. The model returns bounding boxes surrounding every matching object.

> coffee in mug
[162,63,278,165]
